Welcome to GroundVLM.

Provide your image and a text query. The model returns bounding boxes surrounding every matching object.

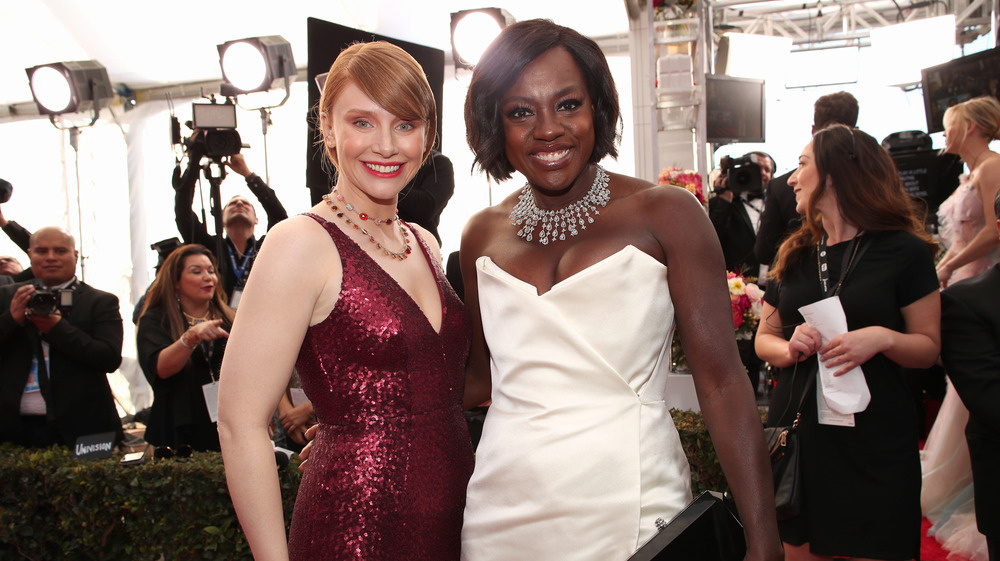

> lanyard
[185,318,221,383]
[817,231,864,296]
[227,241,255,289]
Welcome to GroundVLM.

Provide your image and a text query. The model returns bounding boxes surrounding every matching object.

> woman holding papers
[755,124,940,561]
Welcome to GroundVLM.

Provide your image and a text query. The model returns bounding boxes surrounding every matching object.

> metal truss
[707,0,996,50]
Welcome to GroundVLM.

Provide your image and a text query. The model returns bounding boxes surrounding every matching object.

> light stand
[26,60,114,283]
[202,160,228,266]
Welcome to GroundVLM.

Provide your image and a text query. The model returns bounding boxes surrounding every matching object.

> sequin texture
[289,213,474,560]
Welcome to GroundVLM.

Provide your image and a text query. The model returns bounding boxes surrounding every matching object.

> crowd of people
[1,16,999,561]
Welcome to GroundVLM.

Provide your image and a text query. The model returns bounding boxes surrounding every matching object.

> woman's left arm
[817,290,941,376]
[652,186,783,561]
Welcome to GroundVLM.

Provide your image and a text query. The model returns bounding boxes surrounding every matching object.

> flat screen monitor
[921,46,1000,134]
[306,17,445,205]
[705,74,765,145]
[890,149,962,229]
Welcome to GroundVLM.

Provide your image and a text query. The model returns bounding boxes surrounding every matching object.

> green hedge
[0,444,301,561]
[0,410,734,560]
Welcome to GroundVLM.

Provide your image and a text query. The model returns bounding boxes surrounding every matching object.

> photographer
[0,180,36,284]
[0,227,124,448]
[709,151,774,279]
[173,129,287,307]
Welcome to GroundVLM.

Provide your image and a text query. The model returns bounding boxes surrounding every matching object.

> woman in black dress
[137,244,234,451]
[755,125,940,560]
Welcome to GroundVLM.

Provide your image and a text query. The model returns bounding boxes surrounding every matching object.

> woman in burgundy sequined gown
[217,42,473,561]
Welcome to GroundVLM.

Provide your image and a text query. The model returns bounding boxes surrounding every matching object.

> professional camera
[27,280,73,316]
[719,153,764,195]
[182,100,243,159]
[0,178,12,204]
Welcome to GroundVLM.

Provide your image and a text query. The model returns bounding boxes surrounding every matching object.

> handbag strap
[770,359,815,430]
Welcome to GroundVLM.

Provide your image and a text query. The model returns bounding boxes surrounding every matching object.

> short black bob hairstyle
[464,19,622,183]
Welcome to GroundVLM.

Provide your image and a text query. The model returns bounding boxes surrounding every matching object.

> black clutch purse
[627,491,746,561]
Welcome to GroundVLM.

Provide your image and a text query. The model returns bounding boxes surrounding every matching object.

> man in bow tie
[709,151,774,279]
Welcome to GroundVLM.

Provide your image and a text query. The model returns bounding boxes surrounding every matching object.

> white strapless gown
[461,246,692,561]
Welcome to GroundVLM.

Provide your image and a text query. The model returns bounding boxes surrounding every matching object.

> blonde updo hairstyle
[318,41,437,172]
[942,95,1000,143]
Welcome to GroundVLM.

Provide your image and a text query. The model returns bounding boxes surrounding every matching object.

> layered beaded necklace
[509,165,611,245]
[323,190,411,260]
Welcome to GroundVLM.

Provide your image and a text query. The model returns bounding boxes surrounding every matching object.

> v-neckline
[308,212,446,336]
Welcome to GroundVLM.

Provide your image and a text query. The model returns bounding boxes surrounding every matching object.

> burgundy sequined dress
[288,213,474,560]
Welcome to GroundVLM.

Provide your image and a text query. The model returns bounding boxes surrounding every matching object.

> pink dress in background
[937,177,999,284]
[921,177,997,560]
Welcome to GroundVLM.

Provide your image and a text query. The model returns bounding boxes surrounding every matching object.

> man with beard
[174,151,287,307]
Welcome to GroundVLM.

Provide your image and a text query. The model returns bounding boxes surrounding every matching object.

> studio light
[218,35,296,95]
[25,60,113,123]
[450,8,515,70]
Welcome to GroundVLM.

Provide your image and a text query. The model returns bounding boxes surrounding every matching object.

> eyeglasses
[153,445,192,460]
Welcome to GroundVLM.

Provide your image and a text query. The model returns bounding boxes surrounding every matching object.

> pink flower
[658,167,705,206]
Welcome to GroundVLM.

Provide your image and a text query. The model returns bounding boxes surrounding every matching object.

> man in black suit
[397,149,456,247]
[940,192,1000,560]
[754,91,860,278]
[0,226,124,448]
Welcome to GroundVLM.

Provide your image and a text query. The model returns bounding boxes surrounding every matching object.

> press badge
[817,386,855,427]
[202,381,220,423]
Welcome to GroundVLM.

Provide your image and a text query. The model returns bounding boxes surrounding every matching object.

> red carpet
[922,517,973,561]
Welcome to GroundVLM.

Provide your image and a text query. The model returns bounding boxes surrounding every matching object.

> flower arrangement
[658,167,705,206]
[669,270,763,372]
[728,271,763,340]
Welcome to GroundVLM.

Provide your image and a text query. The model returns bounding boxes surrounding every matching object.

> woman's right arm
[218,216,336,561]
[154,319,227,379]
[459,211,493,410]
[755,301,822,368]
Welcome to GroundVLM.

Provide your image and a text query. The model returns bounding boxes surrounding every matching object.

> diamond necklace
[323,193,411,260]
[509,165,611,245]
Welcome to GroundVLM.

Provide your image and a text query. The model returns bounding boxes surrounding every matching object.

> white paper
[817,387,856,426]
[798,296,871,415]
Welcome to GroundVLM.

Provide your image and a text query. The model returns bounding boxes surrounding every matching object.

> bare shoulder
[259,213,332,257]
[975,154,1000,187]
[254,213,339,282]
[461,194,517,257]
[610,171,709,229]
[410,222,443,263]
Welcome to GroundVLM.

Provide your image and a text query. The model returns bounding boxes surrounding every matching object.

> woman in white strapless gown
[464,248,691,560]
[458,19,783,561]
